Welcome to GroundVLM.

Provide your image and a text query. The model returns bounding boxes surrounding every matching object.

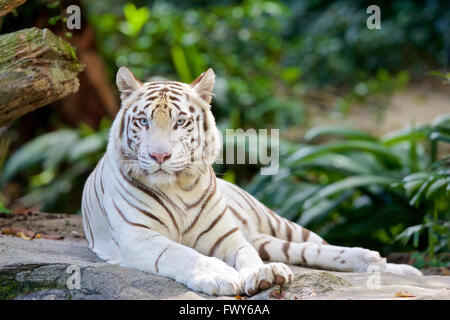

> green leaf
[303,175,397,209]
[286,141,402,168]
[0,202,10,214]
[122,3,150,37]
[395,224,424,246]
[1,130,78,183]
[171,45,192,83]
[43,131,79,170]
[19,162,89,211]
[409,180,431,207]
[408,123,419,172]
[431,113,450,129]
[294,153,376,175]
[305,125,376,142]
[280,66,302,83]
[403,180,423,197]
[403,172,430,182]
[46,1,60,9]
[413,229,420,248]
[68,134,107,162]
[426,178,448,199]
[298,190,353,227]
[222,170,236,184]
[381,126,428,146]
[278,185,321,219]
[48,15,61,26]
[430,132,450,143]
[184,46,205,78]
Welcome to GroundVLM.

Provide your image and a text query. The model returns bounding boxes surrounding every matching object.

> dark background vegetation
[0,0,449,269]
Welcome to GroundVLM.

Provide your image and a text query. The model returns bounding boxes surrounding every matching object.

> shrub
[247,114,450,263]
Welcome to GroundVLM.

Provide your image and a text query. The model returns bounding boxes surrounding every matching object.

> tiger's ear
[190,68,215,104]
[116,66,143,101]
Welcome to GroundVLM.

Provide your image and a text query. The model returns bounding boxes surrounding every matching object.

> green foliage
[0,203,10,214]
[0,119,111,213]
[44,1,73,38]
[121,3,150,37]
[247,114,450,262]
[85,0,446,129]
[394,156,450,261]
[87,0,305,129]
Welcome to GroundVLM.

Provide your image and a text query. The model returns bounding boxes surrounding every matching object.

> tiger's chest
[156,178,228,246]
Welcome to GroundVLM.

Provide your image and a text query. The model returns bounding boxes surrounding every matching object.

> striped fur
[82,67,422,297]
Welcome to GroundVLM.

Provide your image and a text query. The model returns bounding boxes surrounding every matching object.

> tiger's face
[110,67,220,187]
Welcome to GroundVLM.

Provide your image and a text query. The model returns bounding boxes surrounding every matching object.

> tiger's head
[108,67,220,187]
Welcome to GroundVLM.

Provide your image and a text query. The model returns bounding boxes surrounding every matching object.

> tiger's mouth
[154,168,169,174]
[143,167,179,187]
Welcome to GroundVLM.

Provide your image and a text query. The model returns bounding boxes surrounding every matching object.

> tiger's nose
[150,152,171,164]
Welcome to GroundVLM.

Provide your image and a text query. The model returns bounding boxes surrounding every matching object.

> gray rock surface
[1,235,449,300]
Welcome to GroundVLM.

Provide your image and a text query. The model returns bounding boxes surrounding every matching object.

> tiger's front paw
[240,263,293,296]
[186,256,242,296]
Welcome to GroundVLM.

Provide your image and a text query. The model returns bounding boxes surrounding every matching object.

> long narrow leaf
[409,180,431,207]
[395,224,425,246]
[305,125,377,142]
[298,190,353,227]
[303,175,397,209]
[286,141,402,168]
[1,130,78,183]
[426,178,448,198]
[292,153,376,175]
[381,126,428,146]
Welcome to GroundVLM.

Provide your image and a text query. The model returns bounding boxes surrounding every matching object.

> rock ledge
[1,235,449,300]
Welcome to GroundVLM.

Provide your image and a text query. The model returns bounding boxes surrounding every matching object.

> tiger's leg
[251,233,422,275]
[250,233,386,272]
[192,219,293,296]
[101,199,242,296]
[265,217,422,275]
[116,229,244,296]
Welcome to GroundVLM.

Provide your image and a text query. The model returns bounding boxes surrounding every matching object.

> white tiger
[81,67,422,296]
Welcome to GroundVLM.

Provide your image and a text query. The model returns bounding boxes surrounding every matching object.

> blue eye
[139,118,148,126]
[176,119,185,125]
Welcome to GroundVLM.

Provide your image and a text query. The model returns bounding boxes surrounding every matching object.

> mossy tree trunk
[0,27,85,127]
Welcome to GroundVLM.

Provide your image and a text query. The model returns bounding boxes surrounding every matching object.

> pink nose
[150,152,171,164]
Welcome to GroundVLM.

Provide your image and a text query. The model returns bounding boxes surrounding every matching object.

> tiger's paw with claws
[239,263,293,296]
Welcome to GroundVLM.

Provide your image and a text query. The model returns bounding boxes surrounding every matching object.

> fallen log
[0,27,85,127]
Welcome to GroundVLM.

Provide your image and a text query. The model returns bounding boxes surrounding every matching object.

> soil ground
[0,211,84,241]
